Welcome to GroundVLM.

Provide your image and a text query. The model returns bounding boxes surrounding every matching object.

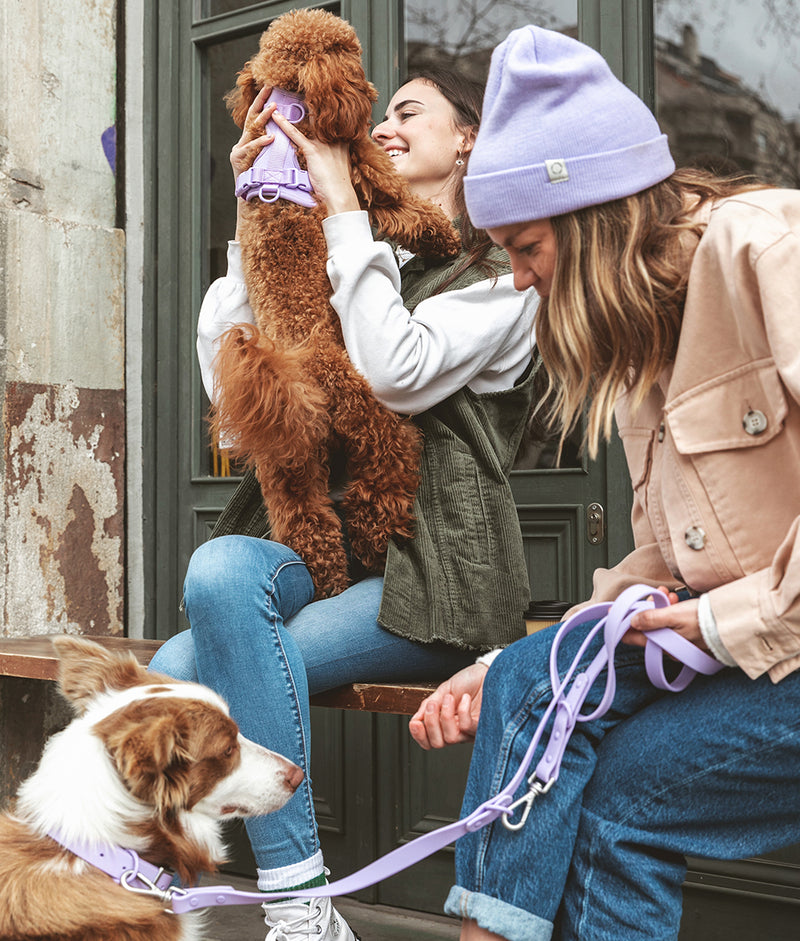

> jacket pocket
[665,360,793,572]
[666,360,786,454]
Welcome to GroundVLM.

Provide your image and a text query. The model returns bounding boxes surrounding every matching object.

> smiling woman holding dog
[150,56,538,941]
[407,25,800,941]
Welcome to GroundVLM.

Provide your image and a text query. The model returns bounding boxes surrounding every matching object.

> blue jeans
[444,622,800,941]
[148,535,474,872]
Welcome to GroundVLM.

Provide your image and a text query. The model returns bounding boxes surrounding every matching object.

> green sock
[285,872,327,899]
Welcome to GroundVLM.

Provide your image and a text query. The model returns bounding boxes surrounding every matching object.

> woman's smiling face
[371,78,468,204]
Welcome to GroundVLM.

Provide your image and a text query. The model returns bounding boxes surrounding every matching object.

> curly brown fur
[216,9,455,597]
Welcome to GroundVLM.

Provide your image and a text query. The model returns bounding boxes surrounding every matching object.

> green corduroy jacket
[211,239,537,651]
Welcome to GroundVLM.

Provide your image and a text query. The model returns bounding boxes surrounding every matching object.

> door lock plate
[587,502,605,545]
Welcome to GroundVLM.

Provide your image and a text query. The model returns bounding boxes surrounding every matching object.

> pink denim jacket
[591,189,800,682]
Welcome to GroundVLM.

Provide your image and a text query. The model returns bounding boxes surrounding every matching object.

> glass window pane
[207,34,262,285]
[201,34,265,478]
[655,0,800,186]
[405,0,578,80]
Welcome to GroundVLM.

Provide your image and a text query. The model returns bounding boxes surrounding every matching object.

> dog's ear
[301,56,377,142]
[95,699,195,820]
[225,60,260,129]
[54,636,147,715]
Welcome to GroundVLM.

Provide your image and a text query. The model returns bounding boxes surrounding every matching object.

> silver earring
[455,152,465,167]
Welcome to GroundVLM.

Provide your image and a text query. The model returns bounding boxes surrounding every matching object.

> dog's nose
[285,764,305,791]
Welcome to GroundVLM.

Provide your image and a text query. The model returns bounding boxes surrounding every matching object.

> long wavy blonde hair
[534,168,768,457]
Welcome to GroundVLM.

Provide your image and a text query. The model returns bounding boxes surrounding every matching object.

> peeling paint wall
[0,0,126,638]
[5,383,124,635]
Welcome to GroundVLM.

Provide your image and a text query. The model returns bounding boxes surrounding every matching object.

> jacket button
[684,526,706,550]
[743,409,768,435]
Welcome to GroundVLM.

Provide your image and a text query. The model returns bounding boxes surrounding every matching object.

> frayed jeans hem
[444,885,553,941]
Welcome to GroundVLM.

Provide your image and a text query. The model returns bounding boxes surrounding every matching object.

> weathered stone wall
[0,0,125,638]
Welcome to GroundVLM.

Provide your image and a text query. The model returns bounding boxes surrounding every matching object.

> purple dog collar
[47,585,724,914]
[234,87,316,208]
[47,829,175,899]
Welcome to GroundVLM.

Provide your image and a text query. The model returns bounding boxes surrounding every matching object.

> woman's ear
[461,126,478,154]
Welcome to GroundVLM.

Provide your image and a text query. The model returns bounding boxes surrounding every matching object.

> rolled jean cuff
[444,885,553,941]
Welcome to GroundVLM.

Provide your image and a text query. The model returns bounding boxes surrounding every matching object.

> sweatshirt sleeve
[196,241,255,404]
[322,211,537,414]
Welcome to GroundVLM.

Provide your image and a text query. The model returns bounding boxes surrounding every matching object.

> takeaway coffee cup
[524,600,573,635]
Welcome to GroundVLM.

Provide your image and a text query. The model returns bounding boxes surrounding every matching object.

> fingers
[457,692,480,739]
[655,585,680,605]
[621,627,647,648]
[409,693,474,750]
[243,85,273,132]
[626,598,705,648]
[231,88,276,179]
[632,602,689,632]
[230,133,273,179]
[409,695,437,750]
[270,108,308,148]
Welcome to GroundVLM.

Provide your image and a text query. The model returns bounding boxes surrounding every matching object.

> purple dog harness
[234,87,316,208]
[48,584,723,913]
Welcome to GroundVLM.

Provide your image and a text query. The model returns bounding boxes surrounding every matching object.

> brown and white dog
[0,636,303,941]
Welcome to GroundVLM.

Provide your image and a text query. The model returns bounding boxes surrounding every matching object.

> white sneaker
[262,896,360,941]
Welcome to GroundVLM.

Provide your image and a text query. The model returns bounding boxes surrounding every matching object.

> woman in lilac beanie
[409,24,800,941]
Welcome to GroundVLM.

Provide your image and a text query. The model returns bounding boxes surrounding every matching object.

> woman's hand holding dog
[231,84,360,220]
[232,85,277,239]
[271,109,361,216]
[232,84,276,180]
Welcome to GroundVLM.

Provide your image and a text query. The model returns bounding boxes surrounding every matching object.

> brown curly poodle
[214,8,460,598]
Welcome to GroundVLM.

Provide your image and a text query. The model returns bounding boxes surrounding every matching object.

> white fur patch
[84,680,230,725]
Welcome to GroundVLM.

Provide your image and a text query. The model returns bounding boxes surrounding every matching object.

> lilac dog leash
[234,87,317,208]
[50,584,723,913]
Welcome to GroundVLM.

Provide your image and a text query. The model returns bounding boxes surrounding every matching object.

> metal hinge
[587,502,605,545]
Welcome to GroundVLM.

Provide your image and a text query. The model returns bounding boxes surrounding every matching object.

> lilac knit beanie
[464,26,675,228]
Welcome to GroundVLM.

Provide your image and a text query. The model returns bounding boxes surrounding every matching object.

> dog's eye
[224,744,236,758]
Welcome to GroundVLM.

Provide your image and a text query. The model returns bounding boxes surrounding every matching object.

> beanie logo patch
[545,159,569,184]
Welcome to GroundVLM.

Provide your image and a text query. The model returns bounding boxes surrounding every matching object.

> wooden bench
[0,635,437,715]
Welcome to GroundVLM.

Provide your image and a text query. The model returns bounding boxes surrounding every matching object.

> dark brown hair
[406,68,504,289]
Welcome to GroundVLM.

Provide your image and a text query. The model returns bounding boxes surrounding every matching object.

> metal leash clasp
[120,864,173,903]
[501,775,554,831]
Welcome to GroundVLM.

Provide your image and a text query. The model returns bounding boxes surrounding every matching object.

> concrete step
[199,873,461,940]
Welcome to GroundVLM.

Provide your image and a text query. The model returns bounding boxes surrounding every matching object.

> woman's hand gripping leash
[412,585,724,838]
